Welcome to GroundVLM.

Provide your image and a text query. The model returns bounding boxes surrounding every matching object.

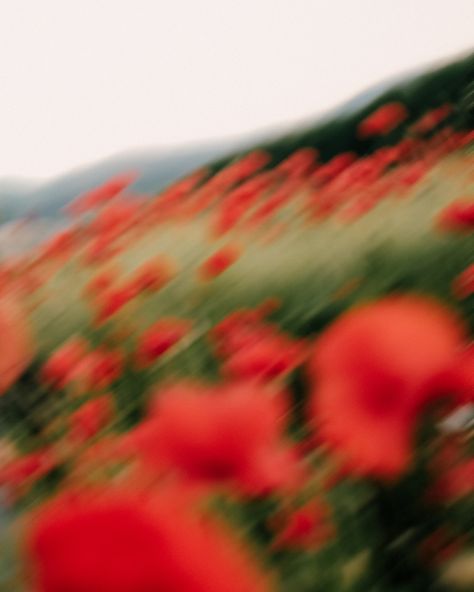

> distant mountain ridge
[0,49,472,224]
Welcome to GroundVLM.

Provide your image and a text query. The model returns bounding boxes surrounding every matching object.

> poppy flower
[67,173,137,215]
[437,200,474,232]
[310,296,467,479]
[452,264,474,299]
[0,294,33,395]
[130,381,301,495]
[40,229,78,261]
[411,104,452,135]
[277,148,318,178]
[26,488,270,592]
[128,256,176,294]
[94,285,138,325]
[358,102,408,138]
[0,448,56,488]
[211,307,306,382]
[135,318,191,367]
[70,396,114,443]
[41,337,88,390]
[270,499,334,550]
[198,245,241,280]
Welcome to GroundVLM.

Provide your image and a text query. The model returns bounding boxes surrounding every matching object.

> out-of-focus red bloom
[213,173,275,235]
[41,337,88,390]
[135,318,191,367]
[310,152,356,186]
[411,104,452,135]
[437,200,474,232]
[82,235,121,266]
[248,178,301,226]
[419,528,466,567]
[0,295,33,395]
[94,285,137,325]
[70,396,114,443]
[131,381,301,495]
[91,199,141,239]
[83,267,119,299]
[198,245,241,280]
[40,229,78,261]
[277,148,318,178]
[270,500,334,551]
[67,173,137,215]
[452,264,474,299]
[85,348,123,390]
[211,307,306,382]
[358,102,408,138]
[128,256,176,294]
[26,488,271,592]
[0,449,55,488]
[310,296,467,479]
[222,333,306,382]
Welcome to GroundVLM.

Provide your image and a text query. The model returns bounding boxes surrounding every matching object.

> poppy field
[0,97,473,591]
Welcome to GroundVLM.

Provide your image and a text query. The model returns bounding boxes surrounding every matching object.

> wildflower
[310,296,467,478]
[26,488,270,592]
[277,148,318,178]
[70,396,114,443]
[41,337,88,390]
[67,173,137,215]
[452,264,474,299]
[0,295,33,395]
[135,318,191,367]
[0,449,55,488]
[95,285,137,325]
[198,245,241,280]
[437,200,474,232]
[270,500,334,550]
[128,256,176,294]
[131,381,301,495]
[358,102,408,138]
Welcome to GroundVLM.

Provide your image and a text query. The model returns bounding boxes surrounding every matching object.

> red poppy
[411,104,452,135]
[135,318,191,367]
[277,148,318,178]
[94,285,138,325]
[270,499,334,550]
[310,152,356,186]
[70,396,114,443]
[198,245,241,280]
[67,173,137,215]
[0,295,33,395]
[26,488,270,592]
[0,449,55,488]
[40,229,78,261]
[83,267,119,299]
[131,381,301,495]
[437,200,474,232]
[310,296,467,479]
[453,264,474,299]
[41,337,88,390]
[128,256,176,294]
[211,307,306,382]
[358,102,408,138]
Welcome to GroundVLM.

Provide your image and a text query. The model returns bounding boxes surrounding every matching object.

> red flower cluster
[42,337,122,392]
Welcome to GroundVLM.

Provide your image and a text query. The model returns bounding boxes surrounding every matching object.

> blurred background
[0,1,473,208]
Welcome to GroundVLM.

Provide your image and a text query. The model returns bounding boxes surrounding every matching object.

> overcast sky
[0,0,472,180]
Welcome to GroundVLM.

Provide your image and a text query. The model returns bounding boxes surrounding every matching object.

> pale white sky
[0,0,472,179]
